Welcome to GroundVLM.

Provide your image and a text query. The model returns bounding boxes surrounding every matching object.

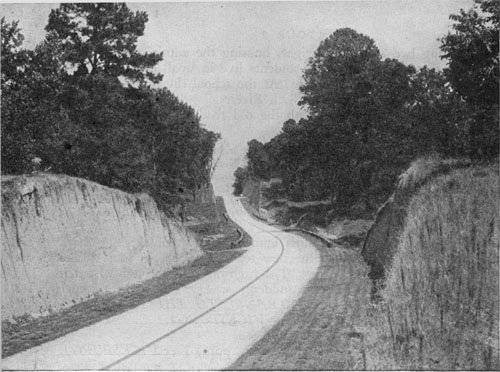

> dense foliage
[440,0,499,158]
[232,166,249,196]
[236,0,498,212]
[1,3,219,207]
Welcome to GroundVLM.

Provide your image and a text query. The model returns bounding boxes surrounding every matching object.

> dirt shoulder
[186,196,252,251]
[2,197,250,358]
[230,231,373,370]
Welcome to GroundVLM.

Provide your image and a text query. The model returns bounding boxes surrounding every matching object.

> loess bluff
[1,174,202,321]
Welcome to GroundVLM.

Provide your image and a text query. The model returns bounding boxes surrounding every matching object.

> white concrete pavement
[2,196,320,370]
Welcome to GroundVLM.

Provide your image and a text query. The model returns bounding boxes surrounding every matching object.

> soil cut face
[2,250,244,358]
[3,196,250,358]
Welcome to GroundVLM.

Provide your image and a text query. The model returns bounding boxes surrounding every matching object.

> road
[2,196,320,370]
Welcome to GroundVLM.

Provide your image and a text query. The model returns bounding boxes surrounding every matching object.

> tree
[246,139,269,180]
[1,17,31,91]
[299,28,381,119]
[46,3,163,84]
[407,66,471,157]
[1,18,71,174]
[232,166,249,196]
[2,13,219,212]
[440,0,498,107]
[440,0,499,158]
[297,28,420,206]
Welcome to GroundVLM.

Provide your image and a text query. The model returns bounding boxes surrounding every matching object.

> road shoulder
[230,232,372,370]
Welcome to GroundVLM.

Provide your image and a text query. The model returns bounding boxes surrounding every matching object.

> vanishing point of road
[2,196,320,370]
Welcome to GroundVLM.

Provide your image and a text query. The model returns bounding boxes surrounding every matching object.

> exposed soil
[2,250,244,358]
[230,232,373,370]
[2,197,250,358]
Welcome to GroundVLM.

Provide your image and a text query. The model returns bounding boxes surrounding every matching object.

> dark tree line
[235,0,498,210]
[2,3,220,207]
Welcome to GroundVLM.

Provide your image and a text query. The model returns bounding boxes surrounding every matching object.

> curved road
[2,196,320,370]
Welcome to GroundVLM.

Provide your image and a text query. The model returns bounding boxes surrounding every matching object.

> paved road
[2,196,320,370]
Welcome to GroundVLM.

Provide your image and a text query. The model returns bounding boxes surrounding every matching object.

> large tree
[297,28,421,205]
[440,0,499,158]
[299,28,381,119]
[46,3,163,83]
[2,12,219,208]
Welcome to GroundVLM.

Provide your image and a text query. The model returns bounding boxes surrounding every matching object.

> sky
[1,0,473,195]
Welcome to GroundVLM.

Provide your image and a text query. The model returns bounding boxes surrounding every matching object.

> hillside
[363,159,499,370]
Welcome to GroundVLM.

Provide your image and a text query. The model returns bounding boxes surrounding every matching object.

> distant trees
[232,166,249,196]
[1,4,219,208]
[235,1,498,209]
[246,139,269,180]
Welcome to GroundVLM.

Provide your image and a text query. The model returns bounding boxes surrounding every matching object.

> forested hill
[1,3,220,208]
[234,0,499,213]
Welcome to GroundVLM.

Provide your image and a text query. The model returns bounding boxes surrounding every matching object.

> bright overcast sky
[2,1,473,194]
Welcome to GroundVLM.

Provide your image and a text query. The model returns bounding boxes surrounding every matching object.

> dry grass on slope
[395,154,471,195]
[381,165,499,370]
[361,155,471,286]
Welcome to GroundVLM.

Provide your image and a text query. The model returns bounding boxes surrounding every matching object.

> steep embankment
[1,174,202,321]
[361,157,471,283]
[360,157,499,369]
[381,165,499,369]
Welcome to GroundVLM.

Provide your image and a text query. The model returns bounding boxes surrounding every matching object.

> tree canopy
[299,28,381,119]
[46,3,163,84]
[440,0,499,158]
[235,3,498,212]
[2,6,219,208]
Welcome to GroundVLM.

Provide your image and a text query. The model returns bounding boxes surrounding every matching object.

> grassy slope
[2,196,250,358]
[380,165,499,370]
[232,201,373,370]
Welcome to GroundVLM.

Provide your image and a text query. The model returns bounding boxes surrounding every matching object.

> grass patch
[230,233,372,370]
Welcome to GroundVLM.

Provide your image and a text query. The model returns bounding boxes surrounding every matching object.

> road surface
[2,196,320,370]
